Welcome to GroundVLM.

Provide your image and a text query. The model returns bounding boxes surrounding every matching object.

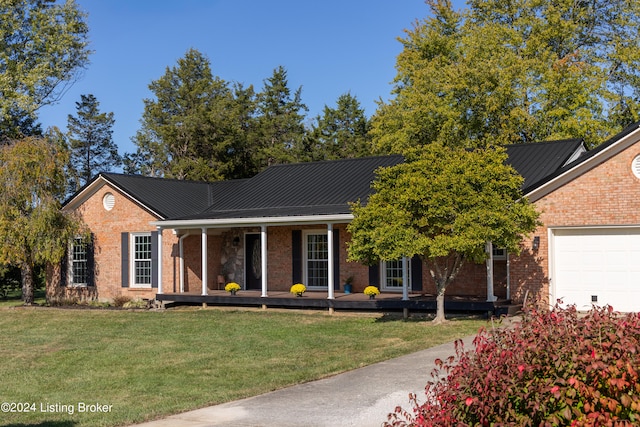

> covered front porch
[152,216,513,316]
[155,289,519,317]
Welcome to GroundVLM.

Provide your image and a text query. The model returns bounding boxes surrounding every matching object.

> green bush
[386,304,640,426]
[87,299,111,308]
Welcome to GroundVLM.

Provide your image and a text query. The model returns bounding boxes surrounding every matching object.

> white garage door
[552,228,640,312]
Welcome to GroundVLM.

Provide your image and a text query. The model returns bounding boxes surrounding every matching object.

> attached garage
[550,227,640,312]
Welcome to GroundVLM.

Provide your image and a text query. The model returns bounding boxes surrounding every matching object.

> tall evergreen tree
[0,0,90,139]
[372,0,640,153]
[256,66,308,168]
[67,94,120,191]
[128,49,242,181]
[309,92,371,160]
[223,82,261,178]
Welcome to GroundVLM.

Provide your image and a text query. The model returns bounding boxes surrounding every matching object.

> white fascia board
[63,175,164,219]
[526,126,640,202]
[62,177,107,212]
[152,213,354,229]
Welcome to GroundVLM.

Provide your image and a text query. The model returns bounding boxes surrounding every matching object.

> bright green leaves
[348,143,538,322]
[0,0,90,137]
[348,142,539,275]
[372,0,640,154]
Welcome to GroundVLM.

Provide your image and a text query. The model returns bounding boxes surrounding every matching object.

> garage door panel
[553,228,640,313]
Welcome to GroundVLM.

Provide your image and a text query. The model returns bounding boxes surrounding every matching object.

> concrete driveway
[132,335,475,427]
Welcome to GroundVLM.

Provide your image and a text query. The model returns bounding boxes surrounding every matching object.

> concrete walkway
[132,335,475,427]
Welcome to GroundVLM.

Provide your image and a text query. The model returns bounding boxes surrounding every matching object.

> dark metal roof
[68,138,593,222]
[177,155,405,220]
[99,173,247,219]
[522,122,640,193]
[505,139,586,193]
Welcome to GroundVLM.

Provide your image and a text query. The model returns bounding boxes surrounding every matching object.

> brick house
[511,122,640,312]
[49,123,640,312]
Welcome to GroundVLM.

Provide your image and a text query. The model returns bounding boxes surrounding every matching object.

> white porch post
[486,241,497,302]
[327,224,334,300]
[402,256,409,301]
[201,228,208,296]
[506,252,511,300]
[157,227,163,294]
[261,225,268,297]
[179,234,186,293]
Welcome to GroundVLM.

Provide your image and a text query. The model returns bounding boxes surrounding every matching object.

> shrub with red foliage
[386,304,640,426]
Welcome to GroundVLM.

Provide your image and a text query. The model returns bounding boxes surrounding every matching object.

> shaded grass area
[0,289,46,308]
[0,307,485,426]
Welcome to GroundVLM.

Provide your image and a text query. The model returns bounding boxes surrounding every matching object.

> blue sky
[38,1,442,157]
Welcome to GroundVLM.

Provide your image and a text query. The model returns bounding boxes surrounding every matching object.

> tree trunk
[427,253,465,324]
[433,282,448,324]
[21,261,35,305]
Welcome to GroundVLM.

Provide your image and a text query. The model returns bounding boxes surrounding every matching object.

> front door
[245,234,262,290]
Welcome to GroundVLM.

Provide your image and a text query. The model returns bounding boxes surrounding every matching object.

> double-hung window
[70,238,88,286]
[304,232,328,288]
[381,259,411,291]
[131,233,152,287]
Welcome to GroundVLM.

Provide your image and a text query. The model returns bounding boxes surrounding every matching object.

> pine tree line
[122,49,373,182]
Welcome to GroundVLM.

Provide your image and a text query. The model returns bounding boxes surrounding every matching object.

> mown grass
[0,288,46,308]
[0,307,486,426]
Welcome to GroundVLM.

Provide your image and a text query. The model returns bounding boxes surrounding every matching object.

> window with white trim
[492,247,507,260]
[381,259,411,290]
[69,238,88,286]
[131,233,152,287]
[304,231,328,288]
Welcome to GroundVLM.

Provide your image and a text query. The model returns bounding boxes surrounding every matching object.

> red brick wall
[419,260,507,298]
[57,184,496,301]
[261,224,491,296]
[511,139,640,308]
[68,141,640,306]
[176,233,224,293]
[174,223,491,296]
[53,183,177,302]
[264,224,371,292]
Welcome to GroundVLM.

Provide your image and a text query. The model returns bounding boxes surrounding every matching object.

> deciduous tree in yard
[347,143,539,323]
[0,135,86,304]
[372,0,640,153]
[0,0,91,140]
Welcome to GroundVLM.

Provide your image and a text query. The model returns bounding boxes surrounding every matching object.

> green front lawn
[0,288,46,307]
[0,307,485,426]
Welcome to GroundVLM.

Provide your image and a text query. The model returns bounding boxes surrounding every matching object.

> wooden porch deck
[155,290,520,317]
